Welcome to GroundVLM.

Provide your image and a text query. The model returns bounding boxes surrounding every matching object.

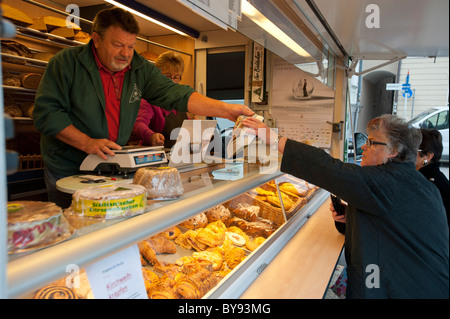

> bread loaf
[4,99,22,117]
[21,73,42,90]
[74,31,91,43]
[139,51,159,62]
[1,40,33,64]
[19,102,35,118]
[31,16,81,32]
[32,52,54,62]
[2,72,21,87]
[0,4,33,27]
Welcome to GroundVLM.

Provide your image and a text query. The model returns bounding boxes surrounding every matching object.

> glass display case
[7,162,327,299]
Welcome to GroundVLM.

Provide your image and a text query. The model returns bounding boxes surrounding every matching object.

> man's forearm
[55,125,91,153]
[187,92,253,121]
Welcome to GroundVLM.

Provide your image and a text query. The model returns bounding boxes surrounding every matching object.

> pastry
[185,231,208,252]
[163,226,181,240]
[178,212,208,229]
[245,237,265,251]
[7,201,69,252]
[145,233,176,254]
[68,183,147,219]
[195,227,225,248]
[232,203,260,221]
[142,268,160,293]
[204,204,231,223]
[266,193,294,211]
[226,226,249,242]
[34,285,79,299]
[138,240,159,265]
[133,167,184,199]
[192,248,223,271]
[249,187,275,197]
[226,232,246,247]
[279,182,307,197]
[224,247,246,269]
[148,278,179,299]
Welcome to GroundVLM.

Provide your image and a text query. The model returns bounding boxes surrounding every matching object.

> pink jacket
[132,99,177,145]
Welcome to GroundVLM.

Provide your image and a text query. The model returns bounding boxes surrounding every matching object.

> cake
[133,167,184,199]
[68,183,147,219]
[7,201,69,252]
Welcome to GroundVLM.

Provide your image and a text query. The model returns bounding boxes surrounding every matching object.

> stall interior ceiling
[35,0,448,76]
[294,0,449,60]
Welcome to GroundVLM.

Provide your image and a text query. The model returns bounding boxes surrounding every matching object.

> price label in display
[85,245,148,299]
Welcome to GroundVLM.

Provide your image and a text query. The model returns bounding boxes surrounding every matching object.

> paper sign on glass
[85,245,148,299]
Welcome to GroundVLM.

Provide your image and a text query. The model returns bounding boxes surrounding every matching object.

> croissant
[148,278,179,299]
[145,233,176,254]
[138,241,159,265]
[142,268,160,292]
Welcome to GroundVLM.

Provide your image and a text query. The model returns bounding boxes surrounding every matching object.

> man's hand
[187,92,254,122]
[83,138,122,160]
[56,124,122,160]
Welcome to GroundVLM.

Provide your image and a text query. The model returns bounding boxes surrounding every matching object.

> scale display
[134,152,166,165]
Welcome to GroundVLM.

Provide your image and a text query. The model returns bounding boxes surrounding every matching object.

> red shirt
[92,46,130,142]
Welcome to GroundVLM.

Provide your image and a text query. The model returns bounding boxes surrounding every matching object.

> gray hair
[367,114,422,163]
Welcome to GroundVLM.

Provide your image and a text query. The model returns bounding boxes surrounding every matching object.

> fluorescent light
[104,0,190,37]
[242,0,311,57]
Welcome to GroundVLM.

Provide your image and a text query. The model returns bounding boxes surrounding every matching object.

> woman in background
[133,51,189,148]
[416,128,449,226]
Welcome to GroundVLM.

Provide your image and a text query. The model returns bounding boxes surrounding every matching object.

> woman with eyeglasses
[415,128,449,226]
[242,114,449,299]
[132,51,192,148]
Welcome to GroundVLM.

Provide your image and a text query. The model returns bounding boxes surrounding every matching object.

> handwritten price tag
[85,245,147,299]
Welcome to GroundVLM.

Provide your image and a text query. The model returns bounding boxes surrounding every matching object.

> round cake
[68,183,147,219]
[7,201,69,252]
[133,167,184,199]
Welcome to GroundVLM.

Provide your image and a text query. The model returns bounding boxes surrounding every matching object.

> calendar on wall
[271,57,335,148]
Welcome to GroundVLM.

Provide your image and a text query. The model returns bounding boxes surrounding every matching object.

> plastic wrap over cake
[133,167,184,200]
[66,183,147,219]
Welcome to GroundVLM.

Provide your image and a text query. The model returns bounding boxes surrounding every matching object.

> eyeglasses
[164,73,182,81]
[365,139,387,148]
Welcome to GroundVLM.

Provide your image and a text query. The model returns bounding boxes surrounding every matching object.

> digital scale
[79,145,167,176]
